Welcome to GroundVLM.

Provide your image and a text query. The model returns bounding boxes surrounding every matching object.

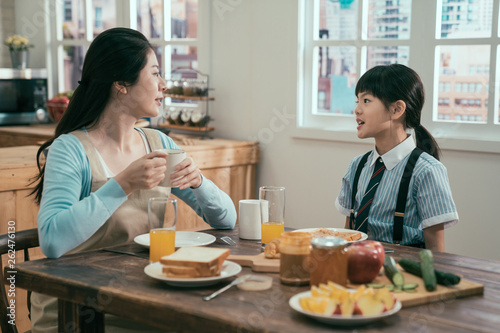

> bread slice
[160,247,230,278]
[162,265,200,278]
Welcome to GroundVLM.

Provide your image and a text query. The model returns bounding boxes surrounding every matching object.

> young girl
[335,64,458,252]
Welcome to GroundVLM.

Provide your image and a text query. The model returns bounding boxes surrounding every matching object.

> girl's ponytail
[414,124,441,161]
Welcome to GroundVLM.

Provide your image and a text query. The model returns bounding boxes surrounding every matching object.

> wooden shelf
[164,94,215,101]
[158,124,215,132]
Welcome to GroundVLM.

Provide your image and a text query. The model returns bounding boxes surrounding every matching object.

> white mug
[156,149,187,187]
[239,199,267,240]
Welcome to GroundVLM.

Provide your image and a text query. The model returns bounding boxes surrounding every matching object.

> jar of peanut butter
[279,232,312,286]
[309,237,348,287]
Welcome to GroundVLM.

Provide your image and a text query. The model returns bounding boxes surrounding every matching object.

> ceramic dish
[293,228,368,243]
[134,231,216,248]
[144,261,242,287]
[289,291,402,326]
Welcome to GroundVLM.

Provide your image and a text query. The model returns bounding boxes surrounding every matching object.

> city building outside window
[47,0,204,94]
[298,0,499,152]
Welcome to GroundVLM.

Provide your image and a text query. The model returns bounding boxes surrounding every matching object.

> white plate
[144,260,242,287]
[289,291,402,326]
[293,228,368,243]
[134,231,216,248]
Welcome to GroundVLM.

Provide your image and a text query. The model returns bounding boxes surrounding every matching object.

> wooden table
[9,227,500,333]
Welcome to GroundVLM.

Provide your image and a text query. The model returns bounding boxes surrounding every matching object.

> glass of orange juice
[259,186,285,246]
[148,197,177,263]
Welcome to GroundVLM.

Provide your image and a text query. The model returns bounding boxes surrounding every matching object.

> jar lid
[237,275,273,291]
[311,236,347,249]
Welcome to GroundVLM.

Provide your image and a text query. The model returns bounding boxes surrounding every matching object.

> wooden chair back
[1,228,39,333]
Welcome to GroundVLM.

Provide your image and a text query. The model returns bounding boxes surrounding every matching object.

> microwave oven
[0,68,49,126]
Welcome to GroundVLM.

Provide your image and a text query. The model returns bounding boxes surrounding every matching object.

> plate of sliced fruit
[289,282,402,326]
[293,228,367,243]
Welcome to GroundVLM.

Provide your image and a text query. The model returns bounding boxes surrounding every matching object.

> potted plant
[4,34,34,69]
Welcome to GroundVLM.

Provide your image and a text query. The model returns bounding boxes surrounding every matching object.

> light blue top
[38,129,236,258]
[335,135,458,246]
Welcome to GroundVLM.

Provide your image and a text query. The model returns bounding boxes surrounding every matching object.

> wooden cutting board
[347,266,484,308]
[228,255,483,307]
[228,253,280,273]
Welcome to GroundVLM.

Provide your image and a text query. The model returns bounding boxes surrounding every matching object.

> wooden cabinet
[0,145,43,332]
[172,134,259,230]
[0,145,40,234]
[0,126,259,232]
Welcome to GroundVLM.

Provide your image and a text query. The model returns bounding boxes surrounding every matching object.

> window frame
[45,0,210,98]
[295,0,500,154]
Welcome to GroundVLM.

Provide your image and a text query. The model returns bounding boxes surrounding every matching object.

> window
[94,7,103,29]
[47,0,206,94]
[299,0,500,152]
[63,0,72,22]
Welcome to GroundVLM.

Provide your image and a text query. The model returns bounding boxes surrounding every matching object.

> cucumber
[403,283,419,290]
[366,283,385,289]
[419,250,437,291]
[398,258,461,286]
[383,256,404,289]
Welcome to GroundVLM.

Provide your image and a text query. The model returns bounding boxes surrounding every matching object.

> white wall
[209,0,500,261]
[0,0,16,68]
[13,0,46,69]
[10,0,499,261]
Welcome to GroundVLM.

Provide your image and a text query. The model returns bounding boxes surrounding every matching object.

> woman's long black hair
[31,27,154,204]
[355,64,441,160]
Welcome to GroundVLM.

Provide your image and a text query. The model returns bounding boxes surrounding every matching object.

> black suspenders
[393,148,423,243]
[349,148,423,244]
[349,152,371,230]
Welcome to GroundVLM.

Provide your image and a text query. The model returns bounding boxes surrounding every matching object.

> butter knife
[203,275,251,301]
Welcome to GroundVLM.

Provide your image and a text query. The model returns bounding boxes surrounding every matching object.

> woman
[336,64,458,252]
[30,27,236,332]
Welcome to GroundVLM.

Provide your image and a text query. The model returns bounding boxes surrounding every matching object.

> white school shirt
[335,135,459,246]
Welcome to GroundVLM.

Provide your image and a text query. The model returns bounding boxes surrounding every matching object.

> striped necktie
[354,157,386,233]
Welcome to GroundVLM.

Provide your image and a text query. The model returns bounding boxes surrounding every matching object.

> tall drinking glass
[148,197,177,263]
[259,186,285,246]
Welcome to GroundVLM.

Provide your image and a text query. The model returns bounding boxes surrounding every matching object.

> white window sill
[291,127,500,154]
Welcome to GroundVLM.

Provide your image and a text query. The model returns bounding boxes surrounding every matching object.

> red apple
[60,96,70,106]
[347,240,385,284]
[47,96,69,122]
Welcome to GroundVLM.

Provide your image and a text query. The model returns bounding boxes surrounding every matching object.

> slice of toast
[160,247,230,278]
[162,264,221,278]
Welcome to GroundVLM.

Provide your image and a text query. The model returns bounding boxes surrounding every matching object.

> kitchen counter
[0,124,55,147]
[0,125,259,231]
